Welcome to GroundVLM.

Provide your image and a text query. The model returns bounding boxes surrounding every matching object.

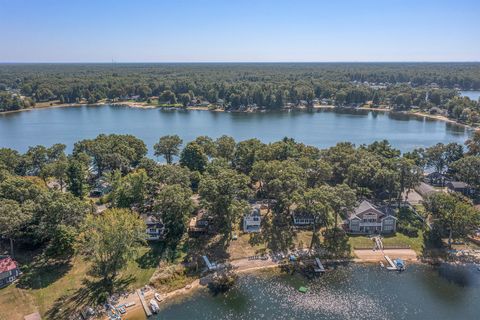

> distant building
[243,207,261,233]
[446,181,475,197]
[144,215,165,241]
[425,172,447,187]
[346,200,397,234]
[0,256,20,288]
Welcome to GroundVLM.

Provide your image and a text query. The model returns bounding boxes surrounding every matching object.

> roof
[348,200,387,220]
[0,257,18,274]
[248,208,261,216]
[415,182,437,197]
[426,172,445,179]
[144,215,163,226]
[293,211,315,219]
[448,181,469,189]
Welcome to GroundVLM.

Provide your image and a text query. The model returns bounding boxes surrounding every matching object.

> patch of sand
[354,249,417,262]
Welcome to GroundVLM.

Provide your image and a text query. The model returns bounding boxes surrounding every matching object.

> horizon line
[1,60,480,64]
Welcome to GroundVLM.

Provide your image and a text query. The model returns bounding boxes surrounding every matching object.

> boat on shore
[150,299,160,313]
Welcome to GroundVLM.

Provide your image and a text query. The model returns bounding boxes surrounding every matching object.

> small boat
[150,299,160,313]
[155,292,164,302]
[394,258,406,271]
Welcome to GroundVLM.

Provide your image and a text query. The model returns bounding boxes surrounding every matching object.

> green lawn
[348,232,424,254]
[0,243,161,320]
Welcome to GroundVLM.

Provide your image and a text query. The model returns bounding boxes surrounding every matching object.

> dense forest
[1,63,480,124]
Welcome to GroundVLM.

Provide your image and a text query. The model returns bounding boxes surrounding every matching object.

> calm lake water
[0,105,471,154]
[460,90,480,101]
[156,264,480,320]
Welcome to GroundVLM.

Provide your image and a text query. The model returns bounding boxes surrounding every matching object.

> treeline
[2,133,480,257]
[0,63,479,118]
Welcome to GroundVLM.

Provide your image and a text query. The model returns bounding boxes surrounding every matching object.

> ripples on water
[157,264,480,320]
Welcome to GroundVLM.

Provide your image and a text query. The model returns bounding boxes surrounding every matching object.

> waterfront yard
[348,232,425,255]
[0,244,161,320]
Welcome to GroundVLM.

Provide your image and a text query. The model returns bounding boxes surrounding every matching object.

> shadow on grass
[136,242,167,269]
[45,275,135,320]
[257,214,296,253]
[17,257,72,290]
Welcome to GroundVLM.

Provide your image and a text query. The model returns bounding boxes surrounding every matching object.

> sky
[0,0,479,62]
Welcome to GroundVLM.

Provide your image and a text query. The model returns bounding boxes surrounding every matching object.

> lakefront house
[243,207,261,233]
[0,256,20,288]
[346,200,397,234]
[144,215,165,241]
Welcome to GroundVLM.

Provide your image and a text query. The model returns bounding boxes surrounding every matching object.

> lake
[156,264,480,320]
[460,90,480,101]
[0,105,471,155]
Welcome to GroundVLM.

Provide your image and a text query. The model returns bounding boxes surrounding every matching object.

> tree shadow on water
[45,275,135,320]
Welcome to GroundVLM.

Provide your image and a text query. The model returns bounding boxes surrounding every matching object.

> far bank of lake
[0,105,472,154]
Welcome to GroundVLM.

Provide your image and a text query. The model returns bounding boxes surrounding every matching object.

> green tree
[199,168,251,241]
[110,169,149,208]
[215,135,236,162]
[67,159,86,198]
[78,209,146,290]
[466,131,480,156]
[180,142,208,172]
[154,184,193,244]
[0,199,31,257]
[424,193,480,247]
[153,135,183,164]
[451,156,480,190]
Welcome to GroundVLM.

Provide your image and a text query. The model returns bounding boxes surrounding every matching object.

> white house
[243,208,261,233]
[346,200,397,234]
[144,215,165,241]
[292,211,316,226]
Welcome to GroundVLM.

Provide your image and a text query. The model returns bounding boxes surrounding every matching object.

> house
[188,209,210,234]
[447,181,475,197]
[425,172,447,187]
[292,211,316,226]
[144,215,165,241]
[346,200,397,234]
[414,182,439,198]
[0,256,20,288]
[243,208,261,233]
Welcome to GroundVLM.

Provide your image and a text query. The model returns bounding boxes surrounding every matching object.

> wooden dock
[314,258,325,273]
[384,255,397,271]
[137,289,152,317]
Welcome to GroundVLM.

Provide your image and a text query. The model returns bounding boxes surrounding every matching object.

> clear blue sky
[1,0,479,62]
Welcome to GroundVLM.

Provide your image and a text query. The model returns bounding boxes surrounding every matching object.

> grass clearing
[0,243,162,320]
[348,232,424,255]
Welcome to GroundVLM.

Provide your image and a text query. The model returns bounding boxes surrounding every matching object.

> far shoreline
[1,101,478,132]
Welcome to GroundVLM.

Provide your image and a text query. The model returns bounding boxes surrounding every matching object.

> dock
[384,255,397,271]
[314,258,325,273]
[137,289,152,317]
[202,255,218,271]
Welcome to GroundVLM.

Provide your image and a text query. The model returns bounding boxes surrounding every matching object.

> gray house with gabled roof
[346,200,397,234]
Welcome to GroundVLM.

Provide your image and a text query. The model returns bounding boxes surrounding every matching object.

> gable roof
[0,257,18,274]
[348,200,386,220]
[448,181,469,189]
